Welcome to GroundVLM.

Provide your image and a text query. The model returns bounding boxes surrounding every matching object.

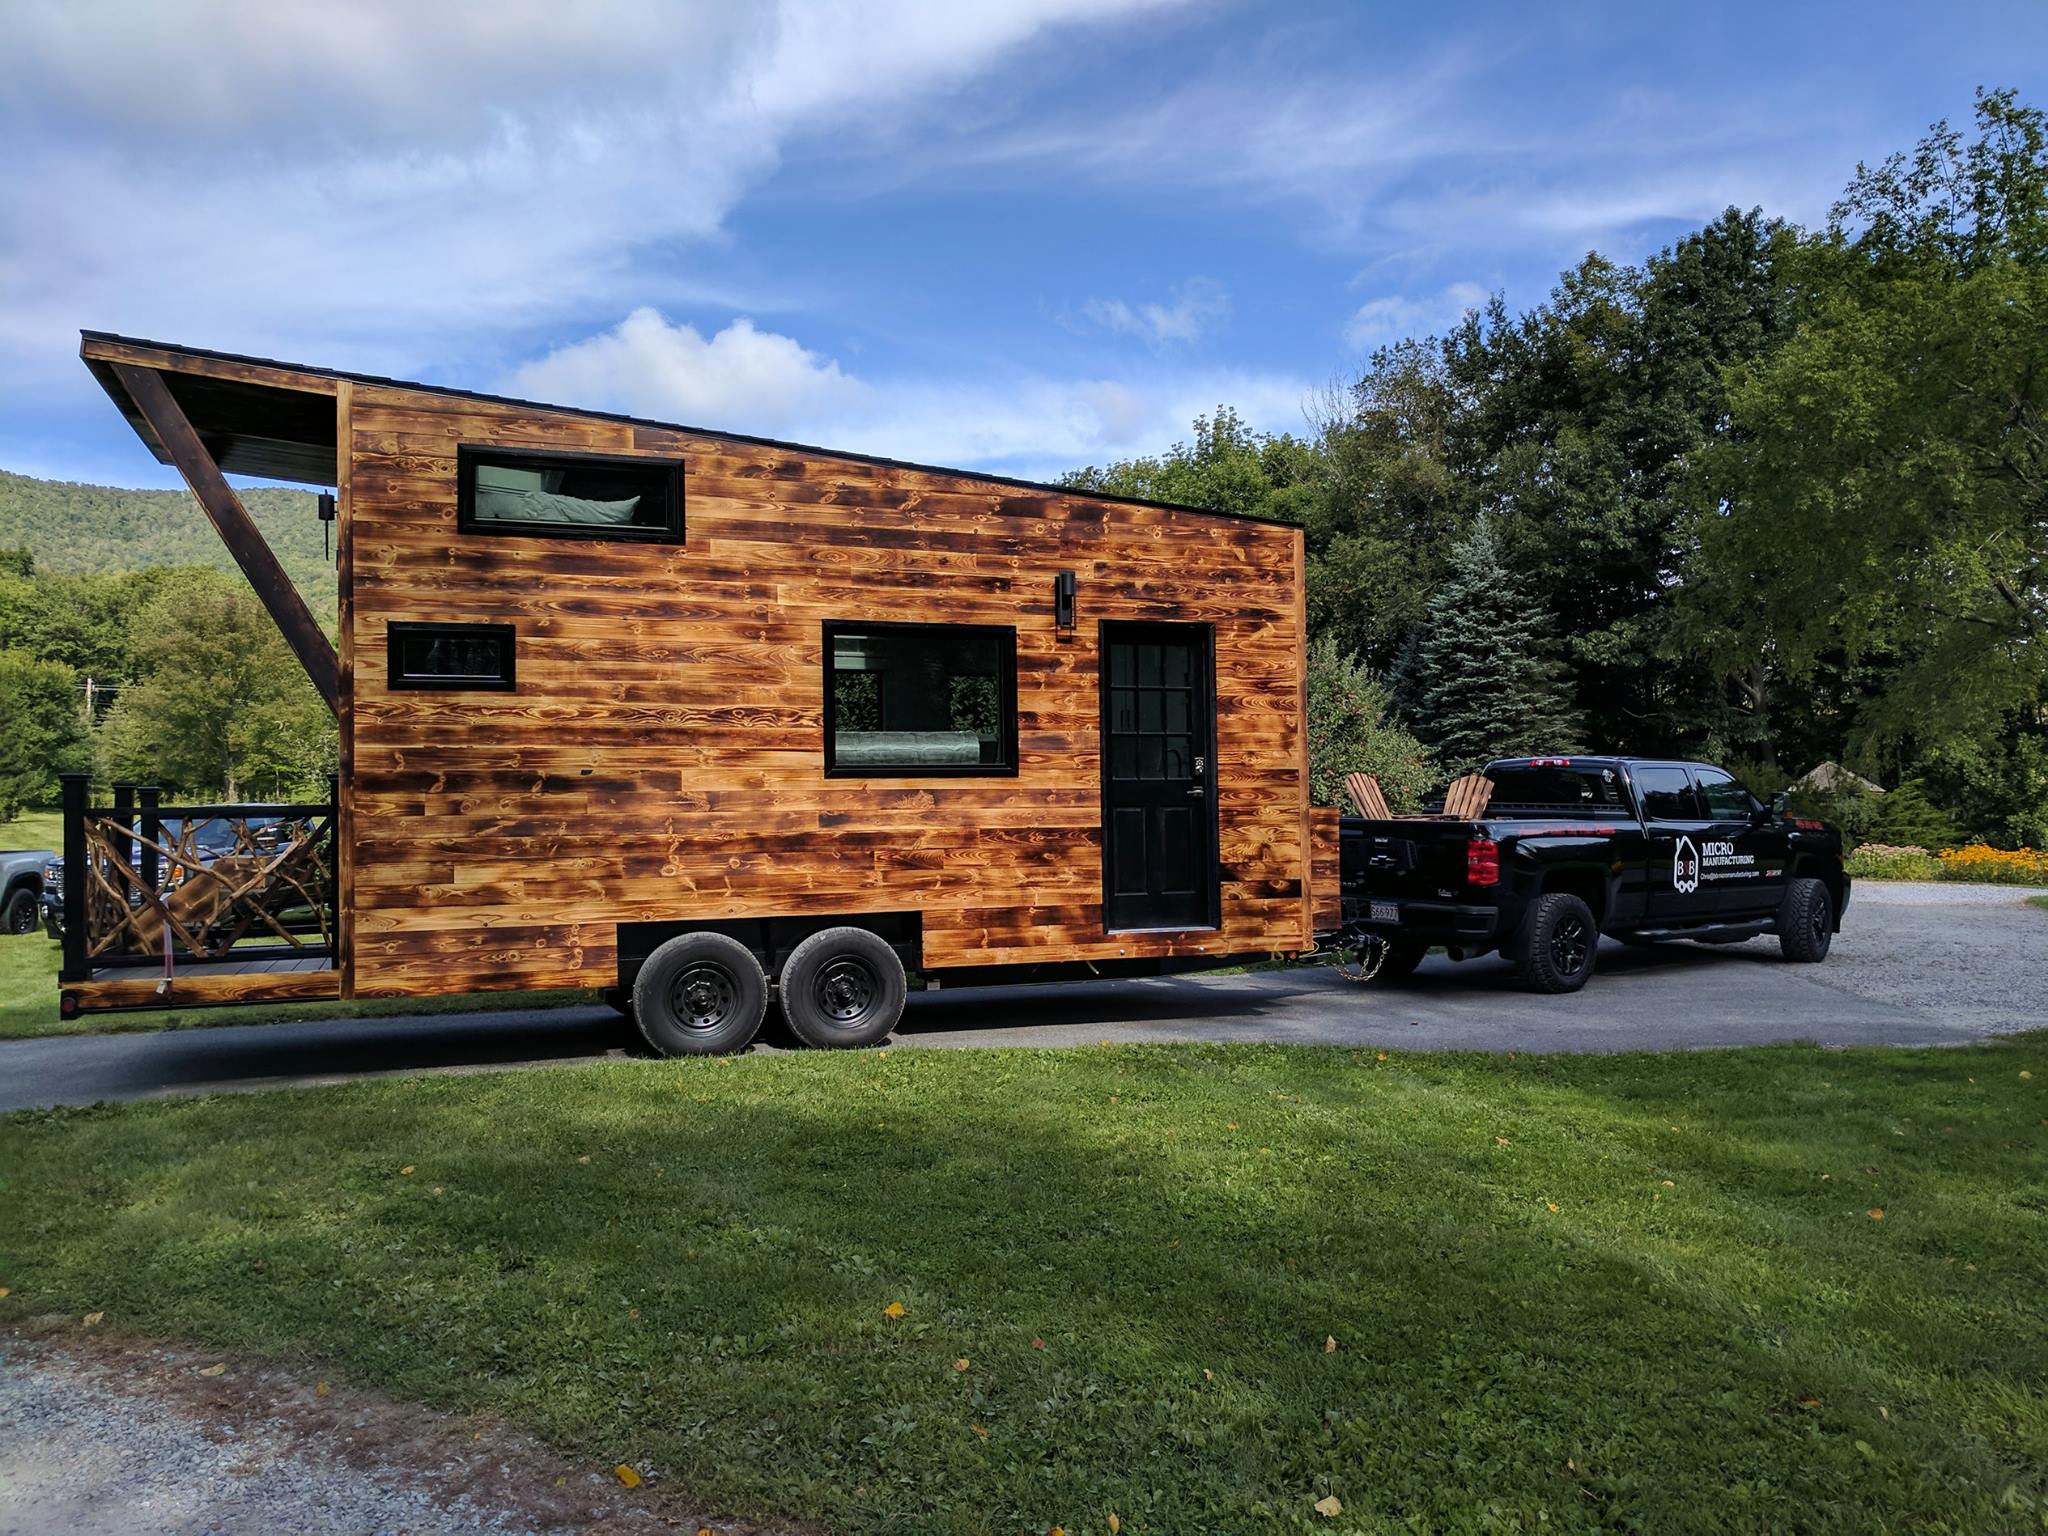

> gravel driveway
[0,881,2041,1114]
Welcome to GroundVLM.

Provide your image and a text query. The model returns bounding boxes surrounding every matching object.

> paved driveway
[1,883,2041,1113]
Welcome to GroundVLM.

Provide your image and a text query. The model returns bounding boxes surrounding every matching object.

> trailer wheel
[1776,876,1834,963]
[631,932,768,1057]
[778,926,906,1049]
[1514,893,1599,994]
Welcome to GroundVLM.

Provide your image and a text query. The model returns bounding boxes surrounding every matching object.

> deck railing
[57,774,336,984]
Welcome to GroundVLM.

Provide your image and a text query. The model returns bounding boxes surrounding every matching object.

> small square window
[387,622,515,691]
[458,445,683,542]
[823,621,1017,776]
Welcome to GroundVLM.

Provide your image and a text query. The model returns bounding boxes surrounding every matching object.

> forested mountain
[0,469,335,625]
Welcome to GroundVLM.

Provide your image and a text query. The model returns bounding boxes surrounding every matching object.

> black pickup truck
[1339,757,1849,992]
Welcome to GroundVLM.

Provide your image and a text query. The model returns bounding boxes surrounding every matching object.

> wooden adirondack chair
[1344,771,1392,820]
[1443,773,1495,819]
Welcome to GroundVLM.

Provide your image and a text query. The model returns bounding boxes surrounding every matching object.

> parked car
[0,847,55,935]
[1339,756,1850,993]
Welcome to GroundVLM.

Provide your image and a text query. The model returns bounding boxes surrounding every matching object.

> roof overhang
[82,333,340,487]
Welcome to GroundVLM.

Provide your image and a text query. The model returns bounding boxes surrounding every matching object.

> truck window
[1634,765,1702,820]
[1694,767,1756,819]
[1484,765,1631,810]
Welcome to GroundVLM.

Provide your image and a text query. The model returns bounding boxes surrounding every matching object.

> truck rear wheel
[632,932,768,1057]
[778,926,907,1049]
[1514,893,1599,994]
[1776,876,1834,963]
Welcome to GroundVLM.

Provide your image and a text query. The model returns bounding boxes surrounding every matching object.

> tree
[1401,516,1582,773]
[0,647,90,817]
[95,571,331,797]
[1686,91,2048,761]
[1305,638,1436,810]
[1308,340,1476,671]
[1061,407,1320,523]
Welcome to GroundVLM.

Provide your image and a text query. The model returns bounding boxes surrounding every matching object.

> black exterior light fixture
[1054,570,1077,632]
[318,491,337,560]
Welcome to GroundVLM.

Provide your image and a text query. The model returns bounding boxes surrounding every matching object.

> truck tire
[778,926,907,1049]
[2,887,37,936]
[1776,876,1834,963]
[631,932,768,1057]
[1514,893,1599,994]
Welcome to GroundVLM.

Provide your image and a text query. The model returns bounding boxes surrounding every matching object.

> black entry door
[1100,623,1218,931]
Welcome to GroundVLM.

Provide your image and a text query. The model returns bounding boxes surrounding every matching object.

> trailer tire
[1776,876,1834,963]
[631,932,768,1057]
[1514,893,1599,994]
[2,887,37,936]
[778,926,906,1049]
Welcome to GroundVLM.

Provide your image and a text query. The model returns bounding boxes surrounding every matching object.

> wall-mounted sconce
[1054,570,1077,631]
[317,491,337,561]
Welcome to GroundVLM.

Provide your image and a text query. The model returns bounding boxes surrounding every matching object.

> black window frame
[821,619,1019,778]
[386,621,517,692]
[456,443,685,544]
[1693,766,1759,820]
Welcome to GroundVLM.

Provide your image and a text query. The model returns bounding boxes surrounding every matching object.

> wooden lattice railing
[58,776,334,979]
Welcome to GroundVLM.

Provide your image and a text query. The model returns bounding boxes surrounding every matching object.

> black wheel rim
[669,962,739,1032]
[1550,915,1590,975]
[8,905,32,935]
[1808,900,1828,946]
[814,956,880,1026]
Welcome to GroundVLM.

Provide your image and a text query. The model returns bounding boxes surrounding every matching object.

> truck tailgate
[1340,818,1479,902]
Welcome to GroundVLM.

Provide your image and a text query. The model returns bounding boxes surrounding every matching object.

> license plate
[1370,901,1399,925]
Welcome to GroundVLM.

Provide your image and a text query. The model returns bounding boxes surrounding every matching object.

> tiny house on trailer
[58,332,1342,1052]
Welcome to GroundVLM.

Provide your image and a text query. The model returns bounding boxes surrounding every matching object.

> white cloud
[1080,278,1229,346]
[501,311,1312,480]
[506,309,863,434]
[0,0,1185,393]
[1343,281,1487,351]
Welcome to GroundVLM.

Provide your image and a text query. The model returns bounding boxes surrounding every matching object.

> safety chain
[1332,931,1393,984]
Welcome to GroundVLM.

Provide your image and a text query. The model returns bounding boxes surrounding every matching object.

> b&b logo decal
[1673,836,1701,895]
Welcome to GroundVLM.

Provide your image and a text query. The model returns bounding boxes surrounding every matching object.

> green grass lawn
[4,1042,2043,1532]
[0,807,64,854]
[2028,895,2048,912]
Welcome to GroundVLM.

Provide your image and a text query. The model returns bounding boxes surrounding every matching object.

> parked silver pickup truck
[0,846,55,935]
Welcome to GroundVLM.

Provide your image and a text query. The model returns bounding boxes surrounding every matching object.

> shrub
[1935,844,2048,885]
[1845,843,1943,881]
[1306,638,1437,811]
[1863,779,1964,850]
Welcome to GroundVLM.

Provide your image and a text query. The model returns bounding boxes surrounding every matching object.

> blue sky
[4,0,2045,489]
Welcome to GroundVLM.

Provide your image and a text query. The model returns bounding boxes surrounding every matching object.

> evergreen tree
[1403,516,1583,773]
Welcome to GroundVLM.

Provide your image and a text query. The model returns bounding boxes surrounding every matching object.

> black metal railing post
[111,781,135,904]
[139,784,161,895]
[58,772,88,983]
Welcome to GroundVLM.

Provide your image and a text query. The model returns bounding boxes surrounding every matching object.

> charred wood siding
[343,385,1309,997]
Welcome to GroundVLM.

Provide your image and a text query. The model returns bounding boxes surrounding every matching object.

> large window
[387,622,515,690]
[458,445,683,542]
[823,622,1017,776]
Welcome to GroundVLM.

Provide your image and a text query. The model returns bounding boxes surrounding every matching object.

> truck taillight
[1466,837,1500,886]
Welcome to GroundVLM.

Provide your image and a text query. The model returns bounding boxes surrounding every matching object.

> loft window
[387,622,515,691]
[457,445,683,542]
[823,621,1017,776]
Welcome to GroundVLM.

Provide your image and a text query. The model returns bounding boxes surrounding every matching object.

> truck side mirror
[1767,791,1790,819]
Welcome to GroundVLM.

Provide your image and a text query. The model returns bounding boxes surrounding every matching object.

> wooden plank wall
[1309,806,1342,934]
[342,383,1310,997]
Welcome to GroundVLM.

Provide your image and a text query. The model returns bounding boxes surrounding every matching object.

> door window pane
[1634,766,1701,820]
[1694,769,1754,819]
[825,623,1017,774]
